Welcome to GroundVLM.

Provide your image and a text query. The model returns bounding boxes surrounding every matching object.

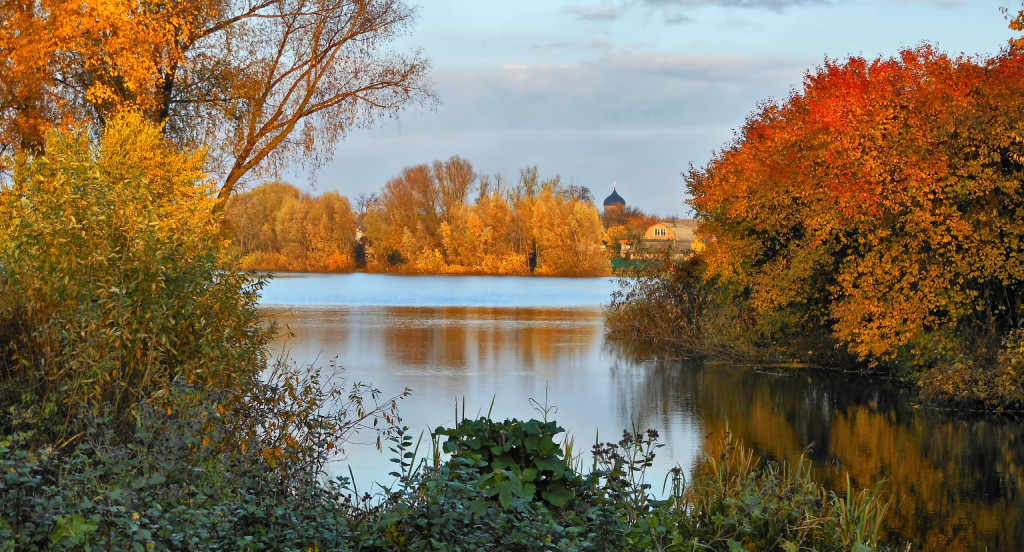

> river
[261,272,1024,552]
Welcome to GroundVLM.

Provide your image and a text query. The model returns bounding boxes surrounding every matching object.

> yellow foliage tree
[224,182,357,272]
[0,112,270,435]
[532,182,610,277]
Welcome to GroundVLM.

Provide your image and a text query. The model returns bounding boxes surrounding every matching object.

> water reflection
[268,305,703,492]
[262,271,1024,552]
[603,340,1024,552]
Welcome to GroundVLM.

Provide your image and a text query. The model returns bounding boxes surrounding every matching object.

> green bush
[0,390,360,551]
[436,417,584,509]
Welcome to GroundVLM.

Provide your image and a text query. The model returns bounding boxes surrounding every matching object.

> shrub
[0,112,271,442]
[0,392,360,552]
[354,419,891,552]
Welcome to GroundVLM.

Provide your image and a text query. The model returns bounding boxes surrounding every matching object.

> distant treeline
[224,156,610,276]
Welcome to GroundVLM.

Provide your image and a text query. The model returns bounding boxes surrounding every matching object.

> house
[642,220,697,243]
[625,219,702,258]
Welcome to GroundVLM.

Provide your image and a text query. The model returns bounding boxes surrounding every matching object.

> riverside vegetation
[607,44,1024,412]
[0,116,892,550]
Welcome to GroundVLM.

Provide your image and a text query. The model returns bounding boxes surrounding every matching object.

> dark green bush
[0,389,362,552]
[436,417,583,509]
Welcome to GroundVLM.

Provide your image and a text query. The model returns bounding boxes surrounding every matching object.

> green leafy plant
[436,417,583,509]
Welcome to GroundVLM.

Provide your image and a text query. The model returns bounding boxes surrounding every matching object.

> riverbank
[604,257,1024,413]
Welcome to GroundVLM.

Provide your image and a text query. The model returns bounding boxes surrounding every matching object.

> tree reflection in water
[605,341,1024,552]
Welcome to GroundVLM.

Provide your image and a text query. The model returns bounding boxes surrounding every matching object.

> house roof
[665,220,697,241]
[645,219,698,241]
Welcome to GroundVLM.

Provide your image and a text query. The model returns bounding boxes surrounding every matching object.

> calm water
[261,273,1024,552]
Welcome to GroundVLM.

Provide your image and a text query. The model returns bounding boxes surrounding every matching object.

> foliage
[0,389,363,552]
[363,160,609,276]
[532,181,609,277]
[239,358,410,479]
[225,181,358,272]
[606,257,717,354]
[0,112,270,441]
[0,397,891,551]
[677,431,890,552]
[436,417,584,509]
[0,0,434,206]
[605,257,835,364]
[685,44,1024,407]
[354,420,890,552]
[602,205,662,236]
[225,159,610,277]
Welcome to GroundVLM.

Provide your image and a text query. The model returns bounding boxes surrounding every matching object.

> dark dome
[603,188,625,207]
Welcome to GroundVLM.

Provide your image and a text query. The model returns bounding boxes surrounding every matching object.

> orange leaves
[1,0,434,209]
[0,0,206,151]
[689,45,1024,364]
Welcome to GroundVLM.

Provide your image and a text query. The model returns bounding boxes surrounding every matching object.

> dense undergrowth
[1,411,891,551]
[0,116,890,550]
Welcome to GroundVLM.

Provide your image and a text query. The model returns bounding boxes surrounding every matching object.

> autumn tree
[532,181,610,277]
[359,158,608,276]
[0,0,433,209]
[0,112,271,437]
[688,45,1024,407]
[224,182,357,271]
[224,181,302,255]
[364,156,477,270]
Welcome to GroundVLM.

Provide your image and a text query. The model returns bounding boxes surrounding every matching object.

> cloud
[563,5,623,20]
[890,0,963,6]
[536,40,614,50]
[639,0,830,10]
[401,52,812,135]
[662,11,693,24]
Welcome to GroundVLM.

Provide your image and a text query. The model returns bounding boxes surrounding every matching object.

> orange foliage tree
[688,45,1024,406]
[0,0,434,209]
[363,160,609,276]
[224,182,357,272]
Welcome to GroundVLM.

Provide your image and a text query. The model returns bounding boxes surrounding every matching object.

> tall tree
[0,0,434,209]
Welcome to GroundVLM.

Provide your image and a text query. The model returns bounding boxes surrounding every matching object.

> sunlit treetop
[0,0,435,210]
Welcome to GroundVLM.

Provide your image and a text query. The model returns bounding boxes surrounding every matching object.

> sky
[298,1,1019,217]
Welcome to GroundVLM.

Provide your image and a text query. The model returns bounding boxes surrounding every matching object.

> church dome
[603,187,625,208]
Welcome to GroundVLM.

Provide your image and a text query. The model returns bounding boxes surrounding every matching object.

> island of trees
[223,160,613,276]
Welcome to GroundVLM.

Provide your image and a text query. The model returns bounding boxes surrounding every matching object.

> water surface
[262,273,1024,552]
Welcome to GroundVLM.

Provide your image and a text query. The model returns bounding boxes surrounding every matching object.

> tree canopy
[0,0,434,208]
[687,44,1024,407]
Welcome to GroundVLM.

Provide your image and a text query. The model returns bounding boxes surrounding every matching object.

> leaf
[50,515,98,545]
[540,482,575,508]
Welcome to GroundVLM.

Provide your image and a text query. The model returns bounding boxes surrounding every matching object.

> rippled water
[261,273,1024,552]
